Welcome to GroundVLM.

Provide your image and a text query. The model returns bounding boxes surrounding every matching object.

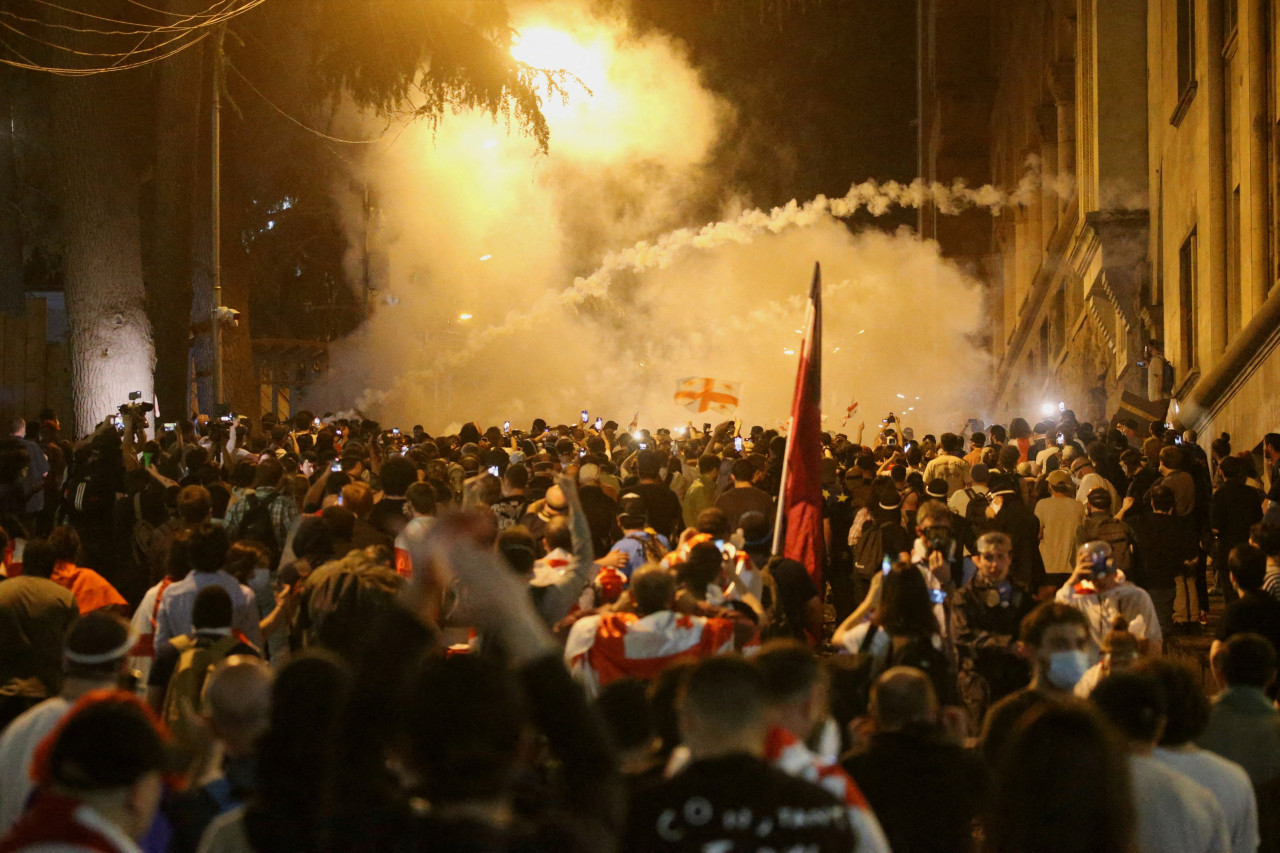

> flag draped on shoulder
[674,377,742,415]
[773,264,825,590]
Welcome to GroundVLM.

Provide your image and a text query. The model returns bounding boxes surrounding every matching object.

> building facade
[925,0,1279,443]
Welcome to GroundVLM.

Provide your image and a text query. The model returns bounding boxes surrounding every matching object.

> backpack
[757,556,794,641]
[1086,516,1133,575]
[963,488,993,533]
[160,634,241,729]
[1161,359,1175,396]
[62,466,113,525]
[626,531,669,565]
[853,519,892,578]
[830,623,884,720]
[233,493,281,554]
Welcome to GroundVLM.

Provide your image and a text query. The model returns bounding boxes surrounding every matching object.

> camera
[581,410,589,424]
[117,391,154,421]
[734,436,744,452]
[488,465,500,477]
[330,459,342,473]
[503,421,511,435]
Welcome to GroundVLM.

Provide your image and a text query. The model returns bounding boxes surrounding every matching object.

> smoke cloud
[308,1,1004,435]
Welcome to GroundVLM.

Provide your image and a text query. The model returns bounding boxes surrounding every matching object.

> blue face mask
[1046,649,1090,689]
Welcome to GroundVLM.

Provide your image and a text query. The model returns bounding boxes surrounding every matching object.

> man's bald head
[203,655,273,756]
[544,484,567,514]
[869,667,938,732]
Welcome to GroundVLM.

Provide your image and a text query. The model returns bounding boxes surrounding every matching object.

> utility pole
[211,25,226,408]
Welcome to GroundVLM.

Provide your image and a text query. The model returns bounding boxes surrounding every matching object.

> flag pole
[771,297,814,557]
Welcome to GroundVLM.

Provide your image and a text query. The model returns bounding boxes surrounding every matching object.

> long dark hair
[875,563,938,638]
[985,702,1134,853]
[244,651,353,853]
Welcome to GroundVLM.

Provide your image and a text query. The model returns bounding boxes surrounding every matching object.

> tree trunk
[0,68,24,316]
[144,6,206,423]
[50,71,154,435]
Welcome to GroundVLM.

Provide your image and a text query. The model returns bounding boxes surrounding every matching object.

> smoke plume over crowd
[309,1,998,436]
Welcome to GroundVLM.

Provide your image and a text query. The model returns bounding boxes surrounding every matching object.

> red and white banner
[565,610,737,698]
[673,377,742,415]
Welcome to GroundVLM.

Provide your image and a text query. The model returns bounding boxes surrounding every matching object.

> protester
[565,564,750,699]
[952,531,1034,729]
[625,656,859,852]
[985,702,1134,853]
[0,612,134,834]
[1056,540,1163,657]
[163,656,272,853]
[1199,633,1280,789]
[17,403,1280,853]
[1091,671,1232,853]
[0,550,78,730]
[1137,656,1259,853]
[979,601,1090,765]
[842,667,988,853]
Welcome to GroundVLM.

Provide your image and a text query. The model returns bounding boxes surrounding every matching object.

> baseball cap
[618,493,648,526]
[1047,470,1074,490]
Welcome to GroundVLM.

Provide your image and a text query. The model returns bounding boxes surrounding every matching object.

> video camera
[117,391,154,426]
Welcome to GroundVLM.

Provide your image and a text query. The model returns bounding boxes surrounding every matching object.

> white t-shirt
[1153,746,1259,853]
[839,622,893,664]
[0,697,71,831]
[1130,753,1231,853]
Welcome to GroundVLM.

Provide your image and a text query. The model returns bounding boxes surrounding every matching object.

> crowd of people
[0,404,1279,852]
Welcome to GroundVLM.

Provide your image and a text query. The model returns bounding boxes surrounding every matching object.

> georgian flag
[673,377,742,415]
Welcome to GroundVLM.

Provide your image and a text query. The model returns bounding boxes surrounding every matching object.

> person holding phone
[1055,540,1163,658]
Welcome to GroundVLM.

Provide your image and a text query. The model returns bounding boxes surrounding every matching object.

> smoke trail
[375,156,1052,392]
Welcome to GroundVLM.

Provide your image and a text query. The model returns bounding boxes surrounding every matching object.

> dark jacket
[1128,511,1197,590]
[992,499,1045,589]
[843,726,990,853]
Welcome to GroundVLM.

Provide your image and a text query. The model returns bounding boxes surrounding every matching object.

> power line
[0,0,264,75]
[13,0,258,35]
[0,15,196,58]
[226,59,394,145]
[0,28,207,74]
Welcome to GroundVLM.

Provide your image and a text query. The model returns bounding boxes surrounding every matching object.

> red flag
[773,264,825,592]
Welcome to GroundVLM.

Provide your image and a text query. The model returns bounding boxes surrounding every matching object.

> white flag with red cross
[673,377,742,415]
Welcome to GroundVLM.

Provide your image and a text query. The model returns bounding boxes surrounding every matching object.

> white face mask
[1045,649,1090,689]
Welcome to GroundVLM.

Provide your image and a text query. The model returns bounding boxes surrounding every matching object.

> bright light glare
[783,348,795,355]
[459,313,473,321]
[482,139,498,150]
[896,394,905,399]
[479,255,492,261]
[511,27,609,96]
[1040,402,1056,416]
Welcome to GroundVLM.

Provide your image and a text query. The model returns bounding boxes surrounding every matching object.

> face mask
[1045,649,1090,689]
